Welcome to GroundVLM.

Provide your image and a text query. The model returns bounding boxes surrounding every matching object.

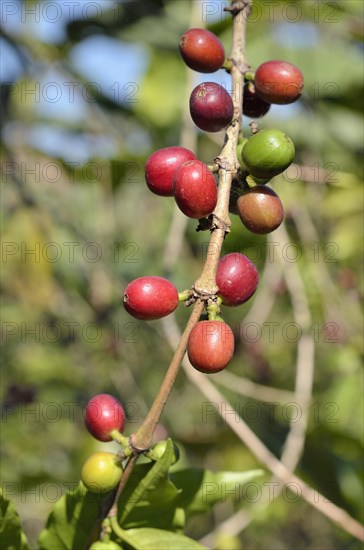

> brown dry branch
[102,0,252,538]
[213,370,296,403]
[130,0,251,452]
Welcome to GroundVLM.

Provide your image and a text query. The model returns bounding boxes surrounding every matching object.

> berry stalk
[130,0,252,451]
[194,0,251,296]
[129,299,204,451]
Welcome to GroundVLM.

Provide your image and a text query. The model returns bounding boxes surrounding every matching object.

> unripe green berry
[81,452,122,494]
[241,129,295,179]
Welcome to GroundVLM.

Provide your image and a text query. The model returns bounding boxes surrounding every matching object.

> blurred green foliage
[1,0,363,548]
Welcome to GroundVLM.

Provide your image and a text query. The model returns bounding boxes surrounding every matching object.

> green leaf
[118,527,207,550]
[170,468,264,515]
[118,440,181,530]
[38,483,104,550]
[0,491,29,550]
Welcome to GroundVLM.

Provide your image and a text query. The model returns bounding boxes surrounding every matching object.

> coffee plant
[1,1,364,549]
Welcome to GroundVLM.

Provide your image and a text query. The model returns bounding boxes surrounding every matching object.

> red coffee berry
[237,185,284,234]
[216,253,259,306]
[190,82,234,132]
[173,159,217,219]
[179,28,225,73]
[254,60,304,105]
[145,146,196,196]
[187,320,234,373]
[85,394,125,442]
[123,276,179,320]
[243,82,271,118]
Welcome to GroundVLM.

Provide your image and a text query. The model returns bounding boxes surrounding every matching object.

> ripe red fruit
[254,60,304,105]
[187,320,234,373]
[243,82,271,118]
[145,146,196,196]
[173,160,217,219]
[190,82,234,132]
[216,253,259,306]
[237,185,284,234]
[179,28,225,73]
[123,276,179,320]
[85,394,125,442]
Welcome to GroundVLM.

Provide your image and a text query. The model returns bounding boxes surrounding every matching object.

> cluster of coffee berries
[77,29,304,547]
[121,29,264,375]
[122,253,258,374]
[124,30,306,370]
[80,392,179,496]
[236,60,304,234]
[143,29,230,214]
[178,29,304,235]
[81,394,125,493]
[186,252,259,373]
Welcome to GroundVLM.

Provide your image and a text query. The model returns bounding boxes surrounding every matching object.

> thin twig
[84,1,252,539]
[131,0,251,451]
[273,223,314,468]
[108,453,139,518]
[193,1,250,295]
[130,300,205,451]
[213,370,296,403]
